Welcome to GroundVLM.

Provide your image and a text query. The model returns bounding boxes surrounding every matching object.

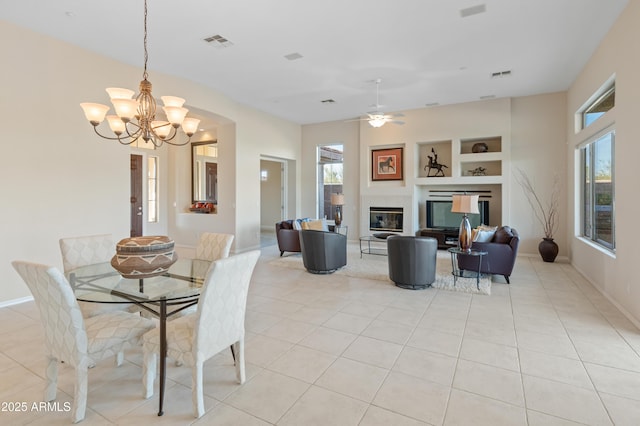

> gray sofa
[387,236,438,289]
[299,229,347,274]
[458,226,519,283]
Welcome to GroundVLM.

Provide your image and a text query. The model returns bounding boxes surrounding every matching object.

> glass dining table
[67,258,211,416]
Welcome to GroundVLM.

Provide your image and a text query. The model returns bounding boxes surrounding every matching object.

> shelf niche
[417,140,452,178]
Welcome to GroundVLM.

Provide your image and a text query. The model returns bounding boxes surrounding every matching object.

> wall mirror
[192,140,218,203]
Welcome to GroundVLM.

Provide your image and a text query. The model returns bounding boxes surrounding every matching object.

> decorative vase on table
[538,238,558,262]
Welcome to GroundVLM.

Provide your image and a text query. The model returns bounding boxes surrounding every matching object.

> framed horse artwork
[372,147,403,181]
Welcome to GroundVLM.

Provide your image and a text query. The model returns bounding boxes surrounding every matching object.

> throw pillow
[293,218,310,230]
[473,225,498,242]
[302,219,327,231]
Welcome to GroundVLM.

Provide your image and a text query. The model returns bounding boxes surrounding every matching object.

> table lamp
[451,194,480,252]
[331,193,345,226]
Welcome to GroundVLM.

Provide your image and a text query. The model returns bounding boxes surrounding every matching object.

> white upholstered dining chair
[12,261,155,424]
[141,250,260,418]
[59,234,131,318]
[195,232,234,262]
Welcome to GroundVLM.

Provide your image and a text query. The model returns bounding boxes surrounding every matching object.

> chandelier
[80,0,200,147]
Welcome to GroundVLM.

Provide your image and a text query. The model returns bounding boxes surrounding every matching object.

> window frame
[580,128,615,252]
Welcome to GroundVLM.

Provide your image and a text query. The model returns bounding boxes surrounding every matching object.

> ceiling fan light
[368,116,386,128]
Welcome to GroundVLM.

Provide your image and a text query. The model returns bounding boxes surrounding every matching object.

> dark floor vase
[538,238,559,262]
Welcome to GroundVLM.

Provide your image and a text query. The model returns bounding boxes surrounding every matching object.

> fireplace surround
[369,207,403,232]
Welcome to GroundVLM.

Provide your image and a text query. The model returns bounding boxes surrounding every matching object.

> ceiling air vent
[203,34,234,48]
[491,70,512,78]
[321,99,335,104]
[460,4,486,18]
[284,52,303,61]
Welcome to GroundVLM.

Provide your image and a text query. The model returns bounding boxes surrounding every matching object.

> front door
[130,154,143,237]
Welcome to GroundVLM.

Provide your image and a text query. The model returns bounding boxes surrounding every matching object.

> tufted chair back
[195,232,234,262]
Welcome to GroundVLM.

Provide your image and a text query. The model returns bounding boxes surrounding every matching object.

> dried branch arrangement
[514,169,559,239]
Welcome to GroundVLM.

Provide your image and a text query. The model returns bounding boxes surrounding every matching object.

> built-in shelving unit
[414,135,507,229]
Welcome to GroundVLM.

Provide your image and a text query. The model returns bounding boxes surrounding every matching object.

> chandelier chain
[143,0,149,80]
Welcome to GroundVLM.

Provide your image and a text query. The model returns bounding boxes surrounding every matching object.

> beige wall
[0,21,301,304]
[567,0,640,324]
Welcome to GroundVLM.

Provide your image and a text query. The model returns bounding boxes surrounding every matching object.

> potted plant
[515,169,559,262]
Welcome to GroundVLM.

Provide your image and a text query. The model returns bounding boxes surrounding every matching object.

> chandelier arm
[91,125,134,142]
[162,135,192,146]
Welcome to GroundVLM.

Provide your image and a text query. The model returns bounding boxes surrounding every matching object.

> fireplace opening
[369,207,403,232]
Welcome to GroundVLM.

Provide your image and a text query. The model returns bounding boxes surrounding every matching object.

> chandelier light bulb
[152,121,172,139]
[80,103,110,125]
[106,115,126,135]
[111,98,139,122]
[106,87,135,100]
[181,117,201,136]
[161,96,186,108]
[163,106,188,126]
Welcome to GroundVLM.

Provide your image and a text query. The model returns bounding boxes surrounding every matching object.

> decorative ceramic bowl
[111,235,178,278]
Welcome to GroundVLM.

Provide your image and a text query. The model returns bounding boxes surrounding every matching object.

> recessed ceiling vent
[203,34,234,48]
[321,99,335,104]
[491,70,512,78]
[460,4,486,18]
[479,95,496,100]
[284,52,303,61]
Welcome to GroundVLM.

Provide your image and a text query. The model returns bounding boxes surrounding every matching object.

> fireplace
[369,207,403,232]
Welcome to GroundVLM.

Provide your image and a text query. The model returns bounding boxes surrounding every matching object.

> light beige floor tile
[359,405,428,426]
[267,345,336,383]
[323,312,373,334]
[193,402,271,425]
[573,337,640,372]
[116,382,217,425]
[284,306,335,325]
[261,319,316,344]
[515,329,579,359]
[297,326,357,356]
[584,362,640,401]
[418,312,467,335]
[464,321,517,347]
[599,392,640,426]
[315,357,388,402]
[522,375,612,425]
[278,385,368,426]
[243,334,293,367]
[453,359,524,406]
[244,311,283,334]
[526,410,587,426]
[406,327,462,357]
[361,319,414,345]
[342,336,403,369]
[393,346,457,386]
[340,301,387,318]
[223,370,309,423]
[519,349,593,389]
[376,306,424,327]
[459,337,520,371]
[443,389,526,426]
[373,371,449,425]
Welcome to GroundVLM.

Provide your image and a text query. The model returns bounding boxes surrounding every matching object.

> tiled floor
[2,244,640,425]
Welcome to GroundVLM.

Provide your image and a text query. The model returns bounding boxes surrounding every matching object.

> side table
[447,248,489,290]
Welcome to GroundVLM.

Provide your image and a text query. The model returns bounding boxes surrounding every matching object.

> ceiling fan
[347,79,405,128]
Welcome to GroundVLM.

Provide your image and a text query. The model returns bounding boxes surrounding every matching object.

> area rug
[269,243,491,295]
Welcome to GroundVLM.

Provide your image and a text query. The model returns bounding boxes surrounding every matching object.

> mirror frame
[191,140,218,203]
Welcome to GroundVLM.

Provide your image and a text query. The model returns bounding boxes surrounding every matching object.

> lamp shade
[331,193,345,205]
[451,194,480,214]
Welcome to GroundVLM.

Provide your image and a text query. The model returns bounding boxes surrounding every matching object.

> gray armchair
[299,229,347,274]
[387,236,438,289]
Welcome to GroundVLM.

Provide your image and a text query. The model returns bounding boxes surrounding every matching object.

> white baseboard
[0,296,34,309]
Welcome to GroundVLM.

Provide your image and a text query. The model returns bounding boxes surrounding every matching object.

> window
[317,144,343,220]
[581,130,614,250]
[582,83,615,129]
[148,156,159,223]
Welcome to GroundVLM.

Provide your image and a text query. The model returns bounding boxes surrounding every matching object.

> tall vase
[538,238,558,262]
